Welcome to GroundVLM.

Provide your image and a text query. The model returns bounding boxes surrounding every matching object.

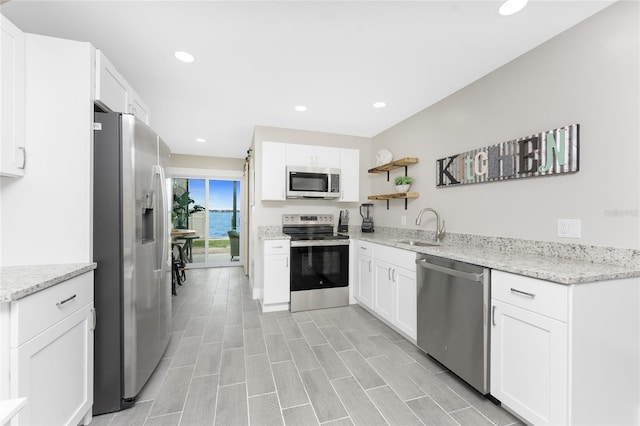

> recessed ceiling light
[294,105,307,112]
[499,0,528,16]
[373,101,387,108]
[174,51,195,63]
[196,138,206,143]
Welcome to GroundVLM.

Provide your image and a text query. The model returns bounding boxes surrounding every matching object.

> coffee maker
[360,203,374,233]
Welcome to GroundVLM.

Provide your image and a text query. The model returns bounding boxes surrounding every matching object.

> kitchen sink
[394,239,440,247]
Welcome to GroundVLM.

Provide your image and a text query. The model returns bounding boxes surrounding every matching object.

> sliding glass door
[172,177,242,267]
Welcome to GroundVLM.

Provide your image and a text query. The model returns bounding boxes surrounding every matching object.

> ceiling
[1,1,615,159]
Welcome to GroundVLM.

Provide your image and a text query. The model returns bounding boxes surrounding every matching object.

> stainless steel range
[282,214,350,312]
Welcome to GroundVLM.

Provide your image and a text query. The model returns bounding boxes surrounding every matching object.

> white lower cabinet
[262,239,290,311]
[491,270,640,425]
[1,271,95,425]
[355,240,416,340]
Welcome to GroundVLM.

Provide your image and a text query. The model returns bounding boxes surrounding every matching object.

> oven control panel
[282,214,335,226]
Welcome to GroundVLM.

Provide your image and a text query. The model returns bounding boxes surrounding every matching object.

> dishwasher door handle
[416,259,484,282]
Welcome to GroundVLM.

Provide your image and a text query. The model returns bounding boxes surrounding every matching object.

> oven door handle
[290,240,350,247]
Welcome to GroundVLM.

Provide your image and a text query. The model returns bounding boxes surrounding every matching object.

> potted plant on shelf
[394,175,414,193]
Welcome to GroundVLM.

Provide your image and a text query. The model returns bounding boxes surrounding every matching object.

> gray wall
[369,1,639,249]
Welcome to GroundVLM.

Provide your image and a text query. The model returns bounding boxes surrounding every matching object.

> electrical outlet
[401,215,407,226]
[557,219,581,238]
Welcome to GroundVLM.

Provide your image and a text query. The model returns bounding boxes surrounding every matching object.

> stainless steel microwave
[286,166,341,199]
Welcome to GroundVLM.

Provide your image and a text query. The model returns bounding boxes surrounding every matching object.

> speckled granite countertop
[0,263,97,302]
[353,231,640,285]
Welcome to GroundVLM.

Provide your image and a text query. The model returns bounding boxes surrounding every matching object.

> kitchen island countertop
[0,263,97,302]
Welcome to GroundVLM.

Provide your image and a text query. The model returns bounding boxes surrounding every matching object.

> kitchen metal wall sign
[436,124,579,187]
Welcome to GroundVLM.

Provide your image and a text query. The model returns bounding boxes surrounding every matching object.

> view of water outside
[185,179,241,264]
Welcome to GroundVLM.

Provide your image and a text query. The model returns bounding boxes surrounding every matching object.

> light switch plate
[557,219,581,238]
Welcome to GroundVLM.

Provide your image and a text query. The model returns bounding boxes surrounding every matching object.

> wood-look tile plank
[287,339,321,371]
[406,396,459,426]
[179,375,218,425]
[246,354,276,397]
[265,333,292,363]
[144,412,181,426]
[368,356,425,401]
[299,321,328,346]
[260,313,282,335]
[342,330,382,358]
[182,315,208,338]
[331,376,387,426]
[368,335,414,365]
[193,342,222,377]
[403,363,469,412]
[279,317,304,340]
[170,335,201,368]
[367,385,421,425]
[282,404,319,426]
[202,317,225,344]
[337,350,385,390]
[299,368,347,423]
[111,400,152,425]
[243,310,262,330]
[222,323,244,349]
[219,347,246,386]
[244,327,267,356]
[311,344,350,380]
[292,311,312,323]
[449,407,494,426]
[272,360,309,409]
[215,383,249,426]
[163,331,183,359]
[149,366,194,417]
[248,393,284,426]
[319,326,353,352]
[395,340,446,373]
[308,310,333,327]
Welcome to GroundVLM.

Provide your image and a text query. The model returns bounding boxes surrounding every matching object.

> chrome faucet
[415,208,446,243]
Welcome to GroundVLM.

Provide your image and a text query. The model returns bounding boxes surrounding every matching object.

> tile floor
[92,267,521,426]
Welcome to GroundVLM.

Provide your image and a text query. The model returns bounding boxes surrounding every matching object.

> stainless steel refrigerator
[93,112,172,415]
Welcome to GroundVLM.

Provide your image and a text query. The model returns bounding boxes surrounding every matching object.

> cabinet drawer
[264,239,290,255]
[357,240,374,257]
[375,244,416,272]
[492,270,569,322]
[11,272,94,346]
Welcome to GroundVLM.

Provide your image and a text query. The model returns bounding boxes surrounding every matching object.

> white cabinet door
[12,303,94,426]
[130,90,150,125]
[357,252,373,308]
[491,299,568,426]
[372,259,394,322]
[95,50,130,114]
[339,148,359,202]
[286,144,340,168]
[1,16,26,177]
[261,141,287,200]
[263,239,290,305]
[392,265,417,340]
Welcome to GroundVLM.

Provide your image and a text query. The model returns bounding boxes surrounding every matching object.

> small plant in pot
[394,175,414,193]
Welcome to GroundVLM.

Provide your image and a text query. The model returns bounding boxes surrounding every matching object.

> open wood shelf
[368,192,419,200]
[368,157,419,174]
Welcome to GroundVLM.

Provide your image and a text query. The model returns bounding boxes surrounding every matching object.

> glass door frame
[168,167,244,268]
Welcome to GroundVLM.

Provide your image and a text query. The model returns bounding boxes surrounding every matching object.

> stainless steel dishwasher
[416,253,490,394]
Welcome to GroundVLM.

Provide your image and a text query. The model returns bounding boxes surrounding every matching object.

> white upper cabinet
[1,16,26,177]
[261,141,287,200]
[339,148,359,202]
[95,50,150,124]
[286,143,340,168]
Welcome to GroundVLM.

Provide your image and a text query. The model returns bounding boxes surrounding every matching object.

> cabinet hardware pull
[492,305,497,326]
[368,260,372,271]
[392,269,396,282]
[510,288,536,298]
[19,147,26,170]
[91,308,97,331]
[56,294,77,307]
[272,246,283,249]
[286,258,289,268]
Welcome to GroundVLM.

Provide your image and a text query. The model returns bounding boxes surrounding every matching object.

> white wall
[0,34,94,266]
[369,1,639,249]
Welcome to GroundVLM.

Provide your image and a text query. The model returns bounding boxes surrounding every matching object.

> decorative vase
[396,184,410,193]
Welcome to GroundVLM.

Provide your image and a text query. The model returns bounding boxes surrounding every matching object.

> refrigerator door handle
[154,164,168,276]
